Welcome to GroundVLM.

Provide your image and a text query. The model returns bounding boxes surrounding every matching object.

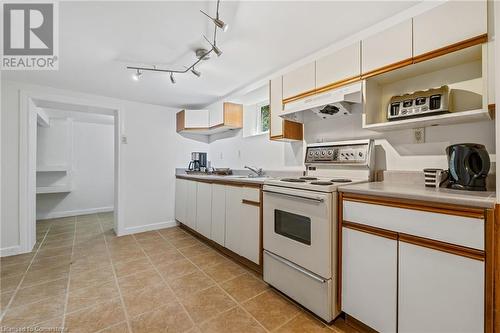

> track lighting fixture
[203,35,222,57]
[126,0,227,83]
[200,10,228,32]
[132,69,142,81]
[191,68,201,77]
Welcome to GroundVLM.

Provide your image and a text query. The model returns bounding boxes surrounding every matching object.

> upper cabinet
[269,77,303,141]
[361,20,413,77]
[176,102,243,135]
[316,42,361,92]
[282,62,316,101]
[413,0,487,58]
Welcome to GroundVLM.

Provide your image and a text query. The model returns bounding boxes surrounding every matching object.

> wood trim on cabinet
[488,104,496,118]
[179,223,262,274]
[399,233,485,261]
[282,88,317,105]
[484,208,495,333]
[314,75,362,95]
[492,205,500,332]
[341,192,485,219]
[176,110,185,132]
[360,58,413,80]
[282,120,303,141]
[241,199,260,207]
[223,102,243,128]
[412,34,488,64]
[343,220,398,240]
[175,175,262,188]
[337,192,343,314]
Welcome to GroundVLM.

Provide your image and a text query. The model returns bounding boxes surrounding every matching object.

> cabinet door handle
[242,199,260,207]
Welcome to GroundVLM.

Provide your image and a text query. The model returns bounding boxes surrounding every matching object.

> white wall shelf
[36,184,72,194]
[36,165,69,172]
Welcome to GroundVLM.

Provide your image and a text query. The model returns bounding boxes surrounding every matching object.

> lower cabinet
[342,227,398,333]
[211,184,226,246]
[196,182,212,238]
[398,242,484,333]
[185,180,197,230]
[175,178,188,223]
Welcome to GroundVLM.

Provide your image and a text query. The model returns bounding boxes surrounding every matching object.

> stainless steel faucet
[244,165,264,177]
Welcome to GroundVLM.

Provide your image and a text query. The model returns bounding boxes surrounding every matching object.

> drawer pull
[265,250,327,283]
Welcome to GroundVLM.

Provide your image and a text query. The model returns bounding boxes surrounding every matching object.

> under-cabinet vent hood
[280,82,362,123]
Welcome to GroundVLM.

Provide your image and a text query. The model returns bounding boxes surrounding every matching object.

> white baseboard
[37,206,114,220]
[117,220,179,236]
[1,245,23,257]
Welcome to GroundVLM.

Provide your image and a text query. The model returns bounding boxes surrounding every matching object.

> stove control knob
[309,151,314,156]
[358,151,363,158]
[321,151,326,156]
[314,151,319,156]
[327,150,333,155]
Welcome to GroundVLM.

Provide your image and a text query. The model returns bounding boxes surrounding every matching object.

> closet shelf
[36,165,69,172]
[36,184,72,194]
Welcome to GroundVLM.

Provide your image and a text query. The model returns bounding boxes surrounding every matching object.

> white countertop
[338,181,496,208]
[176,173,268,185]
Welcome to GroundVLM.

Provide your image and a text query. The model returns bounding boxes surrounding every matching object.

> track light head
[203,35,223,57]
[200,10,228,32]
[170,72,176,84]
[132,69,142,81]
[191,68,201,77]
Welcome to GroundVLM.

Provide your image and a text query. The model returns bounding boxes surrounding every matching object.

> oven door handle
[264,250,327,283]
[263,190,324,203]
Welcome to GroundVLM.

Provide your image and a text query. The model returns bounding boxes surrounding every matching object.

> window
[256,102,270,134]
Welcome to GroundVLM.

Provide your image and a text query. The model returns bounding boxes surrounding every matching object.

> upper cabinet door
[208,101,224,127]
[316,42,361,89]
[413,1,487,57]
[362,20,412,75]
[270,77,283,138]
[184,110,209,128]
[282,62,315,100]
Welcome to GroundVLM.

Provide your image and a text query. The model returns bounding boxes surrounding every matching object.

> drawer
[240,187,260,203]
[343,200,484,250]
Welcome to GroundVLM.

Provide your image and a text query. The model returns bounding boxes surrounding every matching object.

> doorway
[18,91,123,254]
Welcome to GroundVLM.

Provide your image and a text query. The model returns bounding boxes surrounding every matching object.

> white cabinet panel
[184,109,209,128]
[316,42,361,88]
[208,101,224,127]
[413,0,487,57]
[343,200,484,250]
[175,178,187,223]
[225,186,242,255]
[282,62,315,99]
[211,184,226,246]
[342,228,397,332]
[185,180,197,230]
[398,242,484,333]
[362,20,412,74]
[196,182,212,238]
[270,77,283,137]
[240,202,260,264]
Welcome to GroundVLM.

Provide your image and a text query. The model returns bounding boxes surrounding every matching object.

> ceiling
[4,1,420,109]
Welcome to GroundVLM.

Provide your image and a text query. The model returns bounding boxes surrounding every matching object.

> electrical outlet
[121,136,128,144]
[413,128,425,144]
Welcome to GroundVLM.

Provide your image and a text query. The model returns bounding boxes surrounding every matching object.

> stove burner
[281,178,306,183]
[310,181,333,185]
[299,177,318,181]
[331,178,352,183]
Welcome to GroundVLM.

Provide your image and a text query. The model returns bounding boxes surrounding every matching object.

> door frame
[18,89,124,254]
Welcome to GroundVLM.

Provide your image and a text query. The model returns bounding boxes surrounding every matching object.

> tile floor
[0,213,357,333]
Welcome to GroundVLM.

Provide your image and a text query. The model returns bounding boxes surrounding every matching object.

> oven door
[263,185,333,278]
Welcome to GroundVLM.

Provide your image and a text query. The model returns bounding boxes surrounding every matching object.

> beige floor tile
[202,260,247,283]
[70,254,112,274]
[10,277,68,307]
[0,252,34,267]
[69,266,114,291]
[180,286,236,324]
[140,241,175,254]
[40,238,74,250]
[220,273,268,303]
[242,289,300,330]
[67,280,119,313]
[99,322,129,333]
[109,248,146,263]
[275,312,333,333]
[169,236,201,249]
[130,301,193,333]
[134,231,162,242]
[148,248,185,266]
[199,306,266,333]
[0,274,23,293]
[44,232,74,242]
[169,270,215,299]
[1,291,14,313]
[117,268,164,294]
[65,297,126,333]
[36,245,73,259]
[30,254,72,271]
[113,257,153,277]
[29,315,64,331]
[156,259,198,281]
[22,265,70,288]
[1,262,30,278]
[122,282,176,317]
[1,295,66,328]
[189,251,230,270]
[178,244,213,259]
[157,227,189,239]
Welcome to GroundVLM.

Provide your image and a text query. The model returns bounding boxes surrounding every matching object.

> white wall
[36,118,115,219]
[1,80,208,255]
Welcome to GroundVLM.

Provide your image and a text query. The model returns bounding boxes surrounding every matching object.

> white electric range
[262,139,374,322]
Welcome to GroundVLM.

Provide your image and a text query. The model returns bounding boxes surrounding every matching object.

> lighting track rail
[127,0,227,83]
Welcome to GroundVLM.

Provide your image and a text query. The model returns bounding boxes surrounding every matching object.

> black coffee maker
[446,143,490,191]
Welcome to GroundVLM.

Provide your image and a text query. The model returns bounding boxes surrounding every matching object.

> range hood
[280,82,362,123]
